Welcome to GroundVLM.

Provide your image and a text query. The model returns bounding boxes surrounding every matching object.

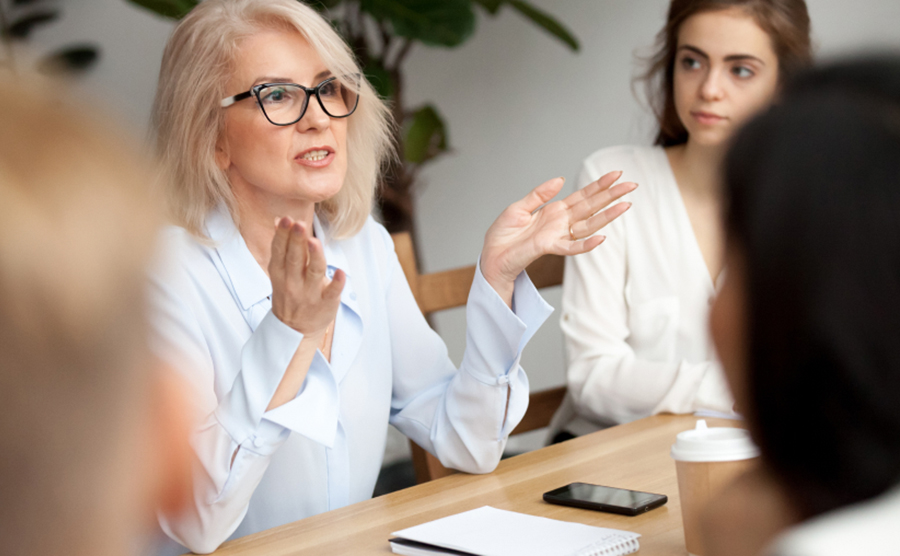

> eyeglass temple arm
[220,90,254,108]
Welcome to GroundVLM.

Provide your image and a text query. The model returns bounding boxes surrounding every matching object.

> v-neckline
[658,147,720,294]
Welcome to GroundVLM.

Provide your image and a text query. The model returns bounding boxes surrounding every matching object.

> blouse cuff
[460,258,554,385]
[214,310,303,445]
[261,350,340,448]
[240,419,290,456]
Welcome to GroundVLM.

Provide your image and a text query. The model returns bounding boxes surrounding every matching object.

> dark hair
[723,55,900,518]
[641,0,812,147]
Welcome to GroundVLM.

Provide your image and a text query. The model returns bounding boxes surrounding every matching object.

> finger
[562,170,622,209]
[284,222,310,278]
[565,234,606,256]
[268,217,292,279]
[568,180,637,222]
[323,269,346,300]
[513,177,565,214]
[571,201,632,239]
[306,237,327,281]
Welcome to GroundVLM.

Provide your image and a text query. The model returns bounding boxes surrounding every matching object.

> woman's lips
[691,111,727,126]
[295,148,335,168]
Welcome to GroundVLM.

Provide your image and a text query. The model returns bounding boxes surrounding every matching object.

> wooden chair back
[391,232,567,483]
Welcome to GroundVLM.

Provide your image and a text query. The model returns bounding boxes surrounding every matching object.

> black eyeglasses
[220,74,360,126]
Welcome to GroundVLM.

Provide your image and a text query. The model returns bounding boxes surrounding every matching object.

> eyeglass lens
[257,77,359,125]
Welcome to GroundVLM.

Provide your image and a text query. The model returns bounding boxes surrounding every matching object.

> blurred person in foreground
[149,0,635,552]
[701,56,900,556]
[0,76,192,555]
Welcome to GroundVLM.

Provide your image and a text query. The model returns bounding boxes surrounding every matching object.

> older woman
[150,0,635,553]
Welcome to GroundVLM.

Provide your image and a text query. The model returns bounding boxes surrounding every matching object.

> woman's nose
[700,68,726,102]
[296,96,330,132]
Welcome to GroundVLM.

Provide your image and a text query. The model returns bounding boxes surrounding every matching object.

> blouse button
[252,436,263,448]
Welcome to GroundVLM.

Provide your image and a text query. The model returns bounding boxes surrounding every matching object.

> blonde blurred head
[0,74,189,556]
[153,0,393,240]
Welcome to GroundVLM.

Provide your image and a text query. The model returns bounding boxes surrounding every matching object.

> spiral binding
[572,535,640,556]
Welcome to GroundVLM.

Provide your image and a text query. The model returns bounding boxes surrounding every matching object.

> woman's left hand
[480,171,637,306]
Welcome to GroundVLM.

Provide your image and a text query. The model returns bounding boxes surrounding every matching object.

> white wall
[26,0,900,460]
[26,0,175,128]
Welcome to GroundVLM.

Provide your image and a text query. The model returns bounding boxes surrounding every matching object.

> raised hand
[480,171,637,305]
[268,216,344,336]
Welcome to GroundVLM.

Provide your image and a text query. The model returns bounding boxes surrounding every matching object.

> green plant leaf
[360,0,475,48]
[471,0,503,15]
[6,11,58,39]
[37,45,99,75]
[508,1,579,51]
[364,60,395,100]
[125,0,197,20]
[404,104,448,164]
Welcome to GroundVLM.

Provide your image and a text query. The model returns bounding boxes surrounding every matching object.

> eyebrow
[251,70,334,87]
[678,44,766,65]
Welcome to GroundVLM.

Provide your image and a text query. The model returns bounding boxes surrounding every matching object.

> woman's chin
[683,124,734,148]
[291,177,345,203]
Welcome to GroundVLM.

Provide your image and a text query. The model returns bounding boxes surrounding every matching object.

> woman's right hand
[268,216,345,336]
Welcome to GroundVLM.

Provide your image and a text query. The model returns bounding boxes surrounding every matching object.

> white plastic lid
[670,419,760,462]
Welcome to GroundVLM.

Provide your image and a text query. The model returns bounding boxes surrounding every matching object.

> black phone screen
[543,483,667,515]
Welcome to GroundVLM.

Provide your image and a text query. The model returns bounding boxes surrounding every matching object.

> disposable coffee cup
[670,420,760,556]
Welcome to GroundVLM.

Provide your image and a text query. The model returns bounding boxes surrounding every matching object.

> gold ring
[568,224,576,241]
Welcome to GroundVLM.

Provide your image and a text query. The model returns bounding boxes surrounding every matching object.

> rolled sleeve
[214,310,303,445]
[261,352,340,448]
[460,259,554,385]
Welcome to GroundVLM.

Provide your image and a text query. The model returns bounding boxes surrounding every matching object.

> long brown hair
[641,0,812,147]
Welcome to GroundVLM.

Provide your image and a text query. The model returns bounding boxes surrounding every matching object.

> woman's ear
[148,362,194,517]
[215,141,231,171]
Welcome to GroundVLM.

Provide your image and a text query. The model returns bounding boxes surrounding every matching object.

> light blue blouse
[151,206,553,554]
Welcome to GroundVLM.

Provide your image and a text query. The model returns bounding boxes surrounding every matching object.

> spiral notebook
[389,506,640,556]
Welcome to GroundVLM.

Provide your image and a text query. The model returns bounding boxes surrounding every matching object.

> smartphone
[543,482,668,516]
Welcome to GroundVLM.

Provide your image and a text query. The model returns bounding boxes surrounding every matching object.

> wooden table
[207,414,739,555]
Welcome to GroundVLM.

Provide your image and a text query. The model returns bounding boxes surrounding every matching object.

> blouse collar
[205,205,351,311]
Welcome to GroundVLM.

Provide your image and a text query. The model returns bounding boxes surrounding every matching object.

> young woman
[554,0,812,437]
[148,0,635,553]
[701,56,900,556]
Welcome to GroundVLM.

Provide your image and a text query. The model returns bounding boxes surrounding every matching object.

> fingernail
[598,235,607,242]
[625,202,632,209]
[559,176,566,184]
[292,223,303,235]
[279,218,291,229]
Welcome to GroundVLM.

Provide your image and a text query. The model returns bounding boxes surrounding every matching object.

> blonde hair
[153,0,393,239]
[0,74,161,555]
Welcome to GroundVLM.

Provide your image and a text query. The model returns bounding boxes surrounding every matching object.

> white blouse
[556,145,733,433]
[150,206,552,554]
[768,485,900,555]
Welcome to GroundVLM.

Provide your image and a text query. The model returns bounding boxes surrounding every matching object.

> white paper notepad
[389,506,640,556]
